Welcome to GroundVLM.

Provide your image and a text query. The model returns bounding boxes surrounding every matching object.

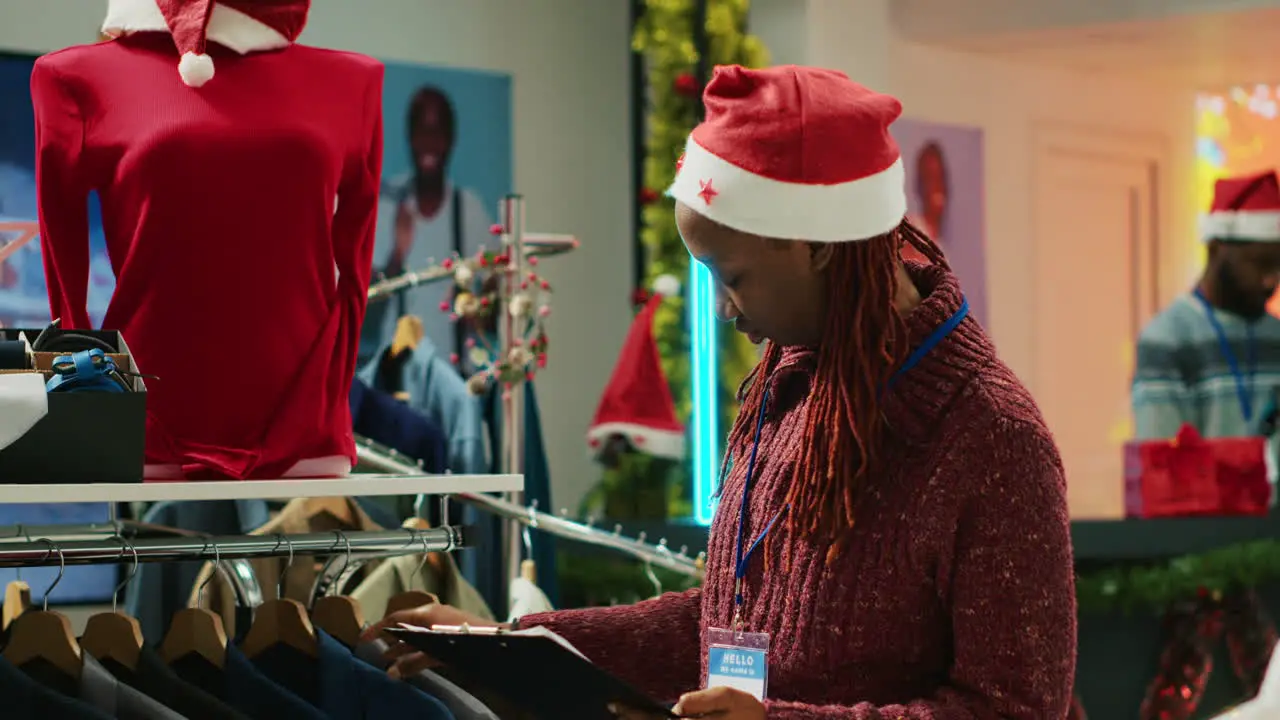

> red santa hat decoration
[586,275,685,462]
[1201,170,1280,242]
[103,0,310,88]
[667,64,907,243]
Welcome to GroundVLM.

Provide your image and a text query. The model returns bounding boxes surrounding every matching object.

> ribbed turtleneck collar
[763,263,994,443]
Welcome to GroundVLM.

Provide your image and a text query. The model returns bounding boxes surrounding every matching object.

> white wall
[888,41,1196,379]
[0,0,633,512]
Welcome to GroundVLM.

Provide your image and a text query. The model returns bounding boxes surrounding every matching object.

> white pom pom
[177,52,215,88]
[652,274,681,297]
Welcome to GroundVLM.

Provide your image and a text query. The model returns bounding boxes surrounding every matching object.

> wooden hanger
[241,534,317,659]
[310,531,365,649]
[240,598,318,659]
[391,315,425,357]
[80,539,144,670]
[160,607,228,669]
[312,596,365,649]
[2,579,30,631]
[160,540,228,668]
[384,522,441,617]
[4,542,81,678]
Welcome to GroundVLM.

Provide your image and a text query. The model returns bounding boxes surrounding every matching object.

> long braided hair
[727,220,948,559]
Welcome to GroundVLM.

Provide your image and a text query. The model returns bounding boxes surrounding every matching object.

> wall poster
[891,118,988,326]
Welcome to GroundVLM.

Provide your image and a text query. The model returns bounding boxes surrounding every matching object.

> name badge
[705,628,769,701]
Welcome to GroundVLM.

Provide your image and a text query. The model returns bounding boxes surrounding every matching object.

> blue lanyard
[1193,290,1258,422]
[731,297,970,619]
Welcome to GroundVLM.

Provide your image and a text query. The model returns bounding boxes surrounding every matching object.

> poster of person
[891,118,988,326]
[359,62,513,366]
[0,52,115,330]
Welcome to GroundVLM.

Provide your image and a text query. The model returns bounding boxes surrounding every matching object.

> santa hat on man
[586,275,685,462]
[1201,170,1280,242]
[667,64,907,243]
[103,0,310,88]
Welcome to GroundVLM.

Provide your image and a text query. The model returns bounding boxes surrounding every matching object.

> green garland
[631,0,768,427]
[1076,539,1280,614]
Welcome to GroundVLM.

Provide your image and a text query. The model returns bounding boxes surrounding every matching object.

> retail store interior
[0,0,1278,717]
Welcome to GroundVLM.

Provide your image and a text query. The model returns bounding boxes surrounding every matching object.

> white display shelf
[0,473,523,504]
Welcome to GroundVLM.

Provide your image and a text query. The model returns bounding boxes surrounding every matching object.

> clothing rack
[365,230,580,302]
[354,436,705,579]
[0,527,458,569]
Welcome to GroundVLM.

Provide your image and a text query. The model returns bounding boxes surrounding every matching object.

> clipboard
[386,624,679,720]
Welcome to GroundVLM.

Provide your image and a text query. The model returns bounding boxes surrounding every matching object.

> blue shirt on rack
[350,378,448,473]
[247,628,454,719]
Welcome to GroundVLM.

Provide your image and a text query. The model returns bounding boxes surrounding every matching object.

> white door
[1032,131,1161,519]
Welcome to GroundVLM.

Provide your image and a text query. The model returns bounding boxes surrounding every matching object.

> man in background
[363,86,494,364]
[1132,170,1280,441]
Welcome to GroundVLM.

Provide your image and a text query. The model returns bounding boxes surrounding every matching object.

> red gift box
[1123,424,1271,518]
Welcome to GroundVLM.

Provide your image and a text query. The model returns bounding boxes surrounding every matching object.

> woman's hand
[357,602,505,678]
[673,687,766,719]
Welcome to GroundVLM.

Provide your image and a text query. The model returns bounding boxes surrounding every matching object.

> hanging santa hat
[668,64,906,243]
[1201,170,1280,242]
[104,0,311,88]
[586,275,685,462]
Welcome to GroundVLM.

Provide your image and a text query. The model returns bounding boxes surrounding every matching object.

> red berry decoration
[489,223,503,235]
[639,187,660,205]
[673,72,699,97]
[438,300,450,312]
[442,258,454,270]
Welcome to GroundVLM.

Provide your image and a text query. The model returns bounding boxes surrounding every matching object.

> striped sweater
[1132,293,1280,440]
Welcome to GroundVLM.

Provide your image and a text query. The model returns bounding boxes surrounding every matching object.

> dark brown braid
[728,220,947,562]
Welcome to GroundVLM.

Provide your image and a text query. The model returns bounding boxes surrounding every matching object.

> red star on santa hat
[698,179,718,205]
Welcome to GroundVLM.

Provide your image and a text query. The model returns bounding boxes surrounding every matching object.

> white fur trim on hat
[178,52,215,87]
[1200,210,1280,242]
[651,274,681,297]
[667,136,907,243]
[103,0,291,55]
[587,422,685,461]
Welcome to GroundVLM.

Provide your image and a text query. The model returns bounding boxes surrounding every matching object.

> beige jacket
[187,497,383,637]
[350,550,494,621]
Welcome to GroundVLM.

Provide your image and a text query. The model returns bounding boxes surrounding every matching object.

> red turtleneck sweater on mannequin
[31,31,384,479]
[521,266,1076,719]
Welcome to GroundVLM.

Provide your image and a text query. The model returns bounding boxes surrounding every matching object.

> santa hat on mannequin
[113,0,311,88]
[1201,170,1280,242]
[667,64,906,242]
[586,275,685,462]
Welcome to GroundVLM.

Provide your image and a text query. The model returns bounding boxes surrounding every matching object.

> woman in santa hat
[366,65,1074,720]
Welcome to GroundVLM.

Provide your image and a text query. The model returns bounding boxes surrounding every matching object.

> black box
[0,328,147,483]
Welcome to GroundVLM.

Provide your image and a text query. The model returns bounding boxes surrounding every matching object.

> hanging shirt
[247,628,454,719]
[98,645,248,720]
[358,336,488,473]
[19,651,185,720]
[349,378,448,472]
[0,653,112,719]
[31,33,383,479]
[1133,293,1280,440]
[170,643,323,720]
[356,638,499,720]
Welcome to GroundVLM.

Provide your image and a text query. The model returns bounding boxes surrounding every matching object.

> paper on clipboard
[399,622,590,660]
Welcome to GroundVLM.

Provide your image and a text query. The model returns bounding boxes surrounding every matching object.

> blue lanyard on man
[1193,289,1258,423]
[730,296,970,627]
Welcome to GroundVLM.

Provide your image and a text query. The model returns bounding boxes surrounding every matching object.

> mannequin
[31,0,384,479]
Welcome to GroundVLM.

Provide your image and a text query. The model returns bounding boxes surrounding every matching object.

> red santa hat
[1201,170,1280,242]
[106,0,310,88]
[667,64,906,243]
[586,275,685,461]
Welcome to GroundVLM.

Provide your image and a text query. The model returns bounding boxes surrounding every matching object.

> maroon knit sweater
[523,266,1076,719]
